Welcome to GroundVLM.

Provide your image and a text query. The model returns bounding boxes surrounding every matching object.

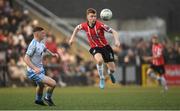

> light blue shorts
[27,69,45,84]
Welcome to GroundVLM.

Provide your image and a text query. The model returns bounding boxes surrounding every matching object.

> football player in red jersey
[69,8,120,89]
[143,35,168,91]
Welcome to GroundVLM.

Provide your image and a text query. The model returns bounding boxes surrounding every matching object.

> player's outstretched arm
[46,49,59,58]
[24,55,41,74]
[111,29,120,47]
[142,56,153,62]
[69,25,81,46]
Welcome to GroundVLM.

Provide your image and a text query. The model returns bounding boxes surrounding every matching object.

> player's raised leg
[42,76,56,106]
[147,67,168,91]
[106,62,116,83]
[147,68,159,80]
[94,53,105,89]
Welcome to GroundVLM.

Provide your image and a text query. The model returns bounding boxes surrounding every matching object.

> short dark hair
[33,26,44,33]
[86,8,97,15]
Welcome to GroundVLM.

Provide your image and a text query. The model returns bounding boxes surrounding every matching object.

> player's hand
[142,56,147,61]
[115,40,120,48]
[33,67,41,74]
[68,39,73,46]
[54,53,59,59]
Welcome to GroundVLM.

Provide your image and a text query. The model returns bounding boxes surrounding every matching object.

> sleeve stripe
[26,40,36,57]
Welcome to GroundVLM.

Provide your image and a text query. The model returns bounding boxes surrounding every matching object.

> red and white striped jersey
[152,43,165,65]
[78,20,112,48]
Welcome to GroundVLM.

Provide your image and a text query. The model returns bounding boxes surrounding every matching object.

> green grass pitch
[0,86,180,110]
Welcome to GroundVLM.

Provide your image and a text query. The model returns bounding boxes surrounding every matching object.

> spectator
[8,58,27,87]
[45,34,57,53]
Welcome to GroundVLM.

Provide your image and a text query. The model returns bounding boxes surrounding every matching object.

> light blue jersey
[26,39,46,83]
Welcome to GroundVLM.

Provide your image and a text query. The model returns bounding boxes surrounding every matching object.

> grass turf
[0,86,180,110]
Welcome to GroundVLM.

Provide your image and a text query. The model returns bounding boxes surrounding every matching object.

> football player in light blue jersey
[24,27,59,106]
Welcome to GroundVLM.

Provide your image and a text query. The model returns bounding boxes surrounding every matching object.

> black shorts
[150,64,165,75]
[89,45,114,63]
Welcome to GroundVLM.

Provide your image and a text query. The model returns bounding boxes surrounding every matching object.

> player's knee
[147,68,152,75]
[108,65,116,72]
[110,69,115,73]
[147,70,155,78]
[51,80,56,88]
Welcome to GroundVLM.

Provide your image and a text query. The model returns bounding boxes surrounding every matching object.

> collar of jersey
[33,38,42,43]
[87,21,96,29]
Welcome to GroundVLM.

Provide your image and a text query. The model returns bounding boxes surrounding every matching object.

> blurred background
[0,0,179,88]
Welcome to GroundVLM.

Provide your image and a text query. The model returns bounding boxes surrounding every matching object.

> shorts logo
[93,49,96,54]
[110,53,113,59]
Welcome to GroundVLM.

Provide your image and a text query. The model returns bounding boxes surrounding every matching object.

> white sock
[96,64,104,79]
[160,76,168,89]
